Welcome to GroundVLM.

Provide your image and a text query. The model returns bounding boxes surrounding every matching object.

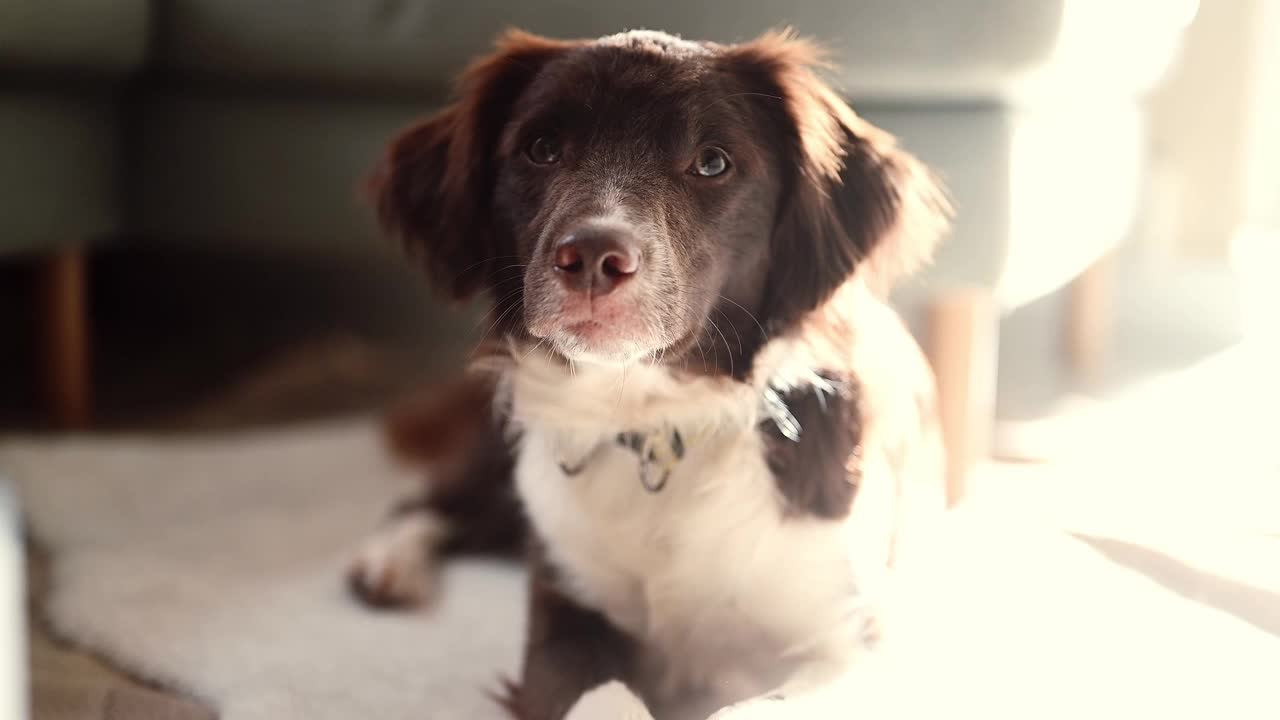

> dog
[349,28,949,720]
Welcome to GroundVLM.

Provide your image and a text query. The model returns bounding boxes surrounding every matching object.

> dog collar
[554,383,811,492]
[551,374,824,492]
[558,427,688,493]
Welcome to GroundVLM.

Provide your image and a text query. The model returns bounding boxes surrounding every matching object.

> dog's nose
[553,229,640,296]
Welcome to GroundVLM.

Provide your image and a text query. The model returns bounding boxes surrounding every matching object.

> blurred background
[1,1,1277,718]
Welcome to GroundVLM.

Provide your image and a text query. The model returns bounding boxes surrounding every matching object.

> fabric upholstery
[0,93,120,254]
[0,0,149,76]
[869,103,1145,305]
[152,0,1070,99]
[129,95,421,256]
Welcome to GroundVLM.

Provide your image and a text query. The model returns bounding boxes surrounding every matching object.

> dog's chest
[515,420,859,695]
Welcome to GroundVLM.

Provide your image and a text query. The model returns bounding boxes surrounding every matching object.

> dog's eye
[691,147,730,177]
[527,137,561,165]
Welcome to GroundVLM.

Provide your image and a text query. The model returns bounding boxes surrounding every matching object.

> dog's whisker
[472,300,523,355]
[692,333,709,374]
[706,316,734,377]
[520,337,548,364]
[445,255,526,286]
[614,361,629,415]
[698,91,784,116]
[482,264,529,283]
[467,287,526,336]
[718,295,770,344]
[713,306,745,355]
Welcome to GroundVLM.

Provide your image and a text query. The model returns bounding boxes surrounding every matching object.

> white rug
[3,420,524,720]
[3,420,1278,720]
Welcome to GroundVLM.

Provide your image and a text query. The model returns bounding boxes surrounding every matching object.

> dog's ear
[369,30,575,300]
[722,31,950,327]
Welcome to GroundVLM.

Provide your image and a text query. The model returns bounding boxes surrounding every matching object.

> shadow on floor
[1071,533,1280,639]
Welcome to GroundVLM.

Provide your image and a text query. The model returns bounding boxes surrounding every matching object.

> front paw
[565,681,655,720]
[346,513,446,608]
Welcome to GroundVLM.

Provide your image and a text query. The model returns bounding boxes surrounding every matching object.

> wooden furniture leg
[36,248,92,429]
[1065,252,1114,382]
[925,288,997,506]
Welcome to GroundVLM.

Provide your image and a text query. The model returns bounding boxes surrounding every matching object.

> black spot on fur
[760,371,862,519]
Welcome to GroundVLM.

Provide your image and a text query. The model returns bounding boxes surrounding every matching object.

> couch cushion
[153,1,1194,101]
[0,92,121,254]
[0,0,149,76]
[879,102,1144,308]
[128,94,415,256]
[152,0,1073,99]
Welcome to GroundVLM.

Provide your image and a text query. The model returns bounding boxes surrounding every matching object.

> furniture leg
[36,248,91,428]
[1065,252,1114,382]
[925,288,997,506]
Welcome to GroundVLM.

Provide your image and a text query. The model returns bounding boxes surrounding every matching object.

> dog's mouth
[528,298,731,370]
[522,288,687,366]
[561,319,638,342]
[536,317,666,366]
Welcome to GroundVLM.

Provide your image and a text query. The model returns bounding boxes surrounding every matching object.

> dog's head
[373,29,947,374]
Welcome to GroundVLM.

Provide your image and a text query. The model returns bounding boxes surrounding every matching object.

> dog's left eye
[691,147,730,177]
[527,137,561,165]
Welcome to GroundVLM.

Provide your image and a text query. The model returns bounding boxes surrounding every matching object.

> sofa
[0,0,1192,493]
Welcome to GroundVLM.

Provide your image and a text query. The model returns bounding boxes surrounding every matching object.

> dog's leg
[348,508,449,607]
[350,373,523,607]
[349,441,523,606]
[348,455,524,608]
[508,551,651,720]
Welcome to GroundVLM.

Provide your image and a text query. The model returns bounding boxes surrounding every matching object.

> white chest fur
[504,357,875,701]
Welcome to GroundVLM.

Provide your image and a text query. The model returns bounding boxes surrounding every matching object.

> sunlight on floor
[972,240,1280,641]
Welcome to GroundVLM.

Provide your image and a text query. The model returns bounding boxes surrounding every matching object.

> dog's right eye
[527,137,561,165]
[690,146,731,178]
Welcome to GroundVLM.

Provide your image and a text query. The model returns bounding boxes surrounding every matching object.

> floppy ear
[369,30,575,300]
[722,31,950,327]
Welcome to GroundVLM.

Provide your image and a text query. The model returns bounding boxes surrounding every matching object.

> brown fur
[760,371,863,519]
[384,373,524,558]
[720,30,949,326]
[383,372,496,467]
[370,31,582,300]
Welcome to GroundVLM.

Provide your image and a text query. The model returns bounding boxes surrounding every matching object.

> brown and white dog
[350,28,949,720]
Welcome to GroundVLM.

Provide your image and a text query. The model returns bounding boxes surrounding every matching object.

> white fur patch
[504,352,880,707]
[348,512,448,606]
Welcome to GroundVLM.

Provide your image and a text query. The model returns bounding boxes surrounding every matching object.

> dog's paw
[565,681,655,720]
[347,512,447,608]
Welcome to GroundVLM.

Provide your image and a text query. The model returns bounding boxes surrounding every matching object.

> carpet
[3,420,524,720]
[3,420,1278,720]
